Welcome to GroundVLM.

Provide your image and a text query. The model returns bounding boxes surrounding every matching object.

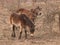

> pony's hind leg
[18,24,22,39]
[11,25,16,37]
[19,31,22,39]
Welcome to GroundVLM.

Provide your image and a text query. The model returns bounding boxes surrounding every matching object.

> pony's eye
[39,13,42,15]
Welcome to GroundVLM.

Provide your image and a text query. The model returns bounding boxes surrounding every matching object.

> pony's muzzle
[30,34,34,37]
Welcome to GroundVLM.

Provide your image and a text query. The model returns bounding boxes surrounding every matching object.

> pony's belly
[12,23,21,27]
[11,20,21,27]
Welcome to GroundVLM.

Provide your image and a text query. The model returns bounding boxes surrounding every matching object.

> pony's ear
[36,6,42,11]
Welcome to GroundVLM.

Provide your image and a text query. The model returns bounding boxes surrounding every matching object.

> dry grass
[0,0,60,45]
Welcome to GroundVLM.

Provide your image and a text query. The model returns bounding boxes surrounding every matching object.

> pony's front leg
[24,26,27,39]
[11,25,16,37]
[25,29,27,39]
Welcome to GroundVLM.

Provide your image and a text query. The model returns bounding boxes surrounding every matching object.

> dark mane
[19,14,35,27]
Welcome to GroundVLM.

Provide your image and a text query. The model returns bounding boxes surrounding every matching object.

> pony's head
[31,6,42,17]
[30,6,42,22]
[30,25,35,37]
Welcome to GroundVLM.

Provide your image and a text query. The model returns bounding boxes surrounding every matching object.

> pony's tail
[10,14,13,24]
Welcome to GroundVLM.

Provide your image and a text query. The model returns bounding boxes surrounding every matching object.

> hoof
[18,37,21,39]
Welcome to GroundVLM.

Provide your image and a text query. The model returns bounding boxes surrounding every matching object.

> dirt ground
[0,33,60,45]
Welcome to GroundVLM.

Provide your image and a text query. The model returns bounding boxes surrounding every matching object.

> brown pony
[10,13,35,39]
[16,6,42,23]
